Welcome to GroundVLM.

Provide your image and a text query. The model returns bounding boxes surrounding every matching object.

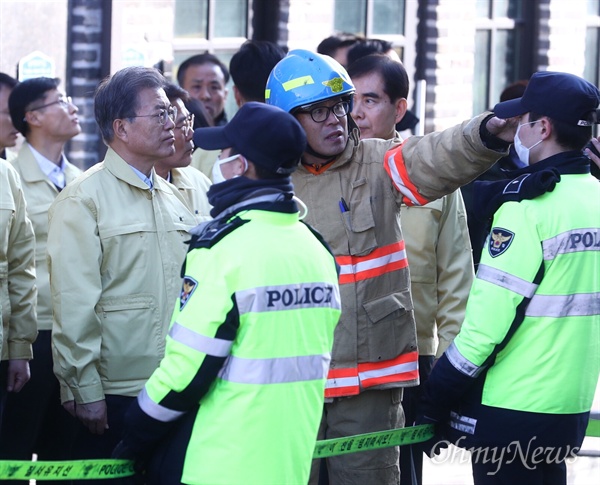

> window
[334,0,407,59]
[173,0,249,68]
[584,0,600,87]
[173,0,249,116]
[473,0,531,115]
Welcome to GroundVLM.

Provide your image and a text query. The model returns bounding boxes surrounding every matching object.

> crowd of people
[0,32,599,485]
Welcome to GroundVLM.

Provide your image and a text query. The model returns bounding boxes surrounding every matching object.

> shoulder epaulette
[188,216,250,252]
[181,216,250,278]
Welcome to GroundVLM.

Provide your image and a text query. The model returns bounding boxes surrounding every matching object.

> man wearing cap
[114,102,342,485]
[419,71,600,485]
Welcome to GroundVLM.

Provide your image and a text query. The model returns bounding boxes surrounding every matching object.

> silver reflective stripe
[446,342,484,378]
[477,264,538,298]
[218,353,330,384]
[169,322,233,357]
[235,283,341,314]
[525,292,600,317]
[543,228,600,260]
[137,387,185,423]
[325,376,360,389]
[358,361,418,380]
[449,411,477,435]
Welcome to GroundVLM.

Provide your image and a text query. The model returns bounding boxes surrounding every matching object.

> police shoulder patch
[179,276,198,310]
[488,227,515,258]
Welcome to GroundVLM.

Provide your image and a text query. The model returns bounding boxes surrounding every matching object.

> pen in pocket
[339,197,349,213]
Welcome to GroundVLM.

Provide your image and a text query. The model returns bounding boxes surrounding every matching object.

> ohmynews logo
[430,437,581,476]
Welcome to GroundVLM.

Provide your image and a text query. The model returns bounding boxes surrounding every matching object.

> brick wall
[66,0,108,169]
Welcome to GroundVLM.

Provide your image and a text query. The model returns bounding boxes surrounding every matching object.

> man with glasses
[266,50,515,485]
[154,83,212,224]
[0,77,82,463]
[46,67,197,469]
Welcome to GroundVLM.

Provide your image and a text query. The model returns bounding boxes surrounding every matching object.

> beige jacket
[292,114,505,397]
[48,148,196,404]
[170,166,212,223]
[0,159,37,360]
[401,190,473,358]
[10,143,82,331]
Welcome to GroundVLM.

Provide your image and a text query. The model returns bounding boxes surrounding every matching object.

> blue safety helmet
[265,49,355,113]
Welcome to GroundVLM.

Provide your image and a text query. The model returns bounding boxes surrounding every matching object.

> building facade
[1,0,598,169]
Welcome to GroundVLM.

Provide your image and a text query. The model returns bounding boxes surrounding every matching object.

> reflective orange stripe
[384,144,429,207]
[325,367,360,398]
[336,241,408,285]
[359,351,419,388]
[324,351,419,398]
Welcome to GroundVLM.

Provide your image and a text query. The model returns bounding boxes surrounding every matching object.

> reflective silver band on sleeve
[137,387,186,423]
[169,322,233,357]
[477,264,538,298]
[446,342,484,378]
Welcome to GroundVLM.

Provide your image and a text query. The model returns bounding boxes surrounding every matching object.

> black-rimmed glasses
[130,106,177,125]
[297,100,350,123]
[175,113,195,135]
[29,96,74,112]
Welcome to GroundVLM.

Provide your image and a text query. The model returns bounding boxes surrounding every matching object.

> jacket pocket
[340,178,378,256]
[362,290,417,362]
[96,294,163,383]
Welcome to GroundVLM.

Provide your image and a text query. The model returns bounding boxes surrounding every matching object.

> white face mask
[211,153,248,184]
[514,120,542,166]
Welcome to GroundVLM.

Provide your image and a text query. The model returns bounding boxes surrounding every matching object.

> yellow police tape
[1,420,598,480]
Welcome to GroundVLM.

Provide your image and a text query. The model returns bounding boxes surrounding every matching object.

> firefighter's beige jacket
[292,113,505,397]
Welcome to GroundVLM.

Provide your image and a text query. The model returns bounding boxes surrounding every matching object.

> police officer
[114,102,342,485]
[419,71,600,485]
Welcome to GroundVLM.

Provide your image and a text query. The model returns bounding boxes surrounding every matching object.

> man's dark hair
[184,97,213,128]
[346,38,394,67]
[8,77,60,136]
[347,54,409,102]
[230,40,286,103]
[94,67,167,144]
[177,53,230,86]
[164,82,190,103]
[530,112,592,152]
[317,33,362,58]
[0,72,18,91]
[500,80,528,102]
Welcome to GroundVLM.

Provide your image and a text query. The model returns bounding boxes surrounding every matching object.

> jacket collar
[104,148,172,192]
[17,143,81,186]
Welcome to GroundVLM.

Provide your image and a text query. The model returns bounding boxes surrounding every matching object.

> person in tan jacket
[348,54,474,485]
[266,50,513,485]
[155,83,212,224]
[0,158,37,420]
[1,76,81,462]
[47,67,196,470]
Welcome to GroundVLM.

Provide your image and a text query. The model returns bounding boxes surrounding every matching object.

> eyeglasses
[297,100,350,123]
[129,106,177,125]
[29,95,73,112]
[175,113,195,135]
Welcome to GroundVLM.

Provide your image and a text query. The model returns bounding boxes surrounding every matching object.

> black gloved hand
[414,415,449,459]
[112,440,148,485]
[473,168,561,224]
